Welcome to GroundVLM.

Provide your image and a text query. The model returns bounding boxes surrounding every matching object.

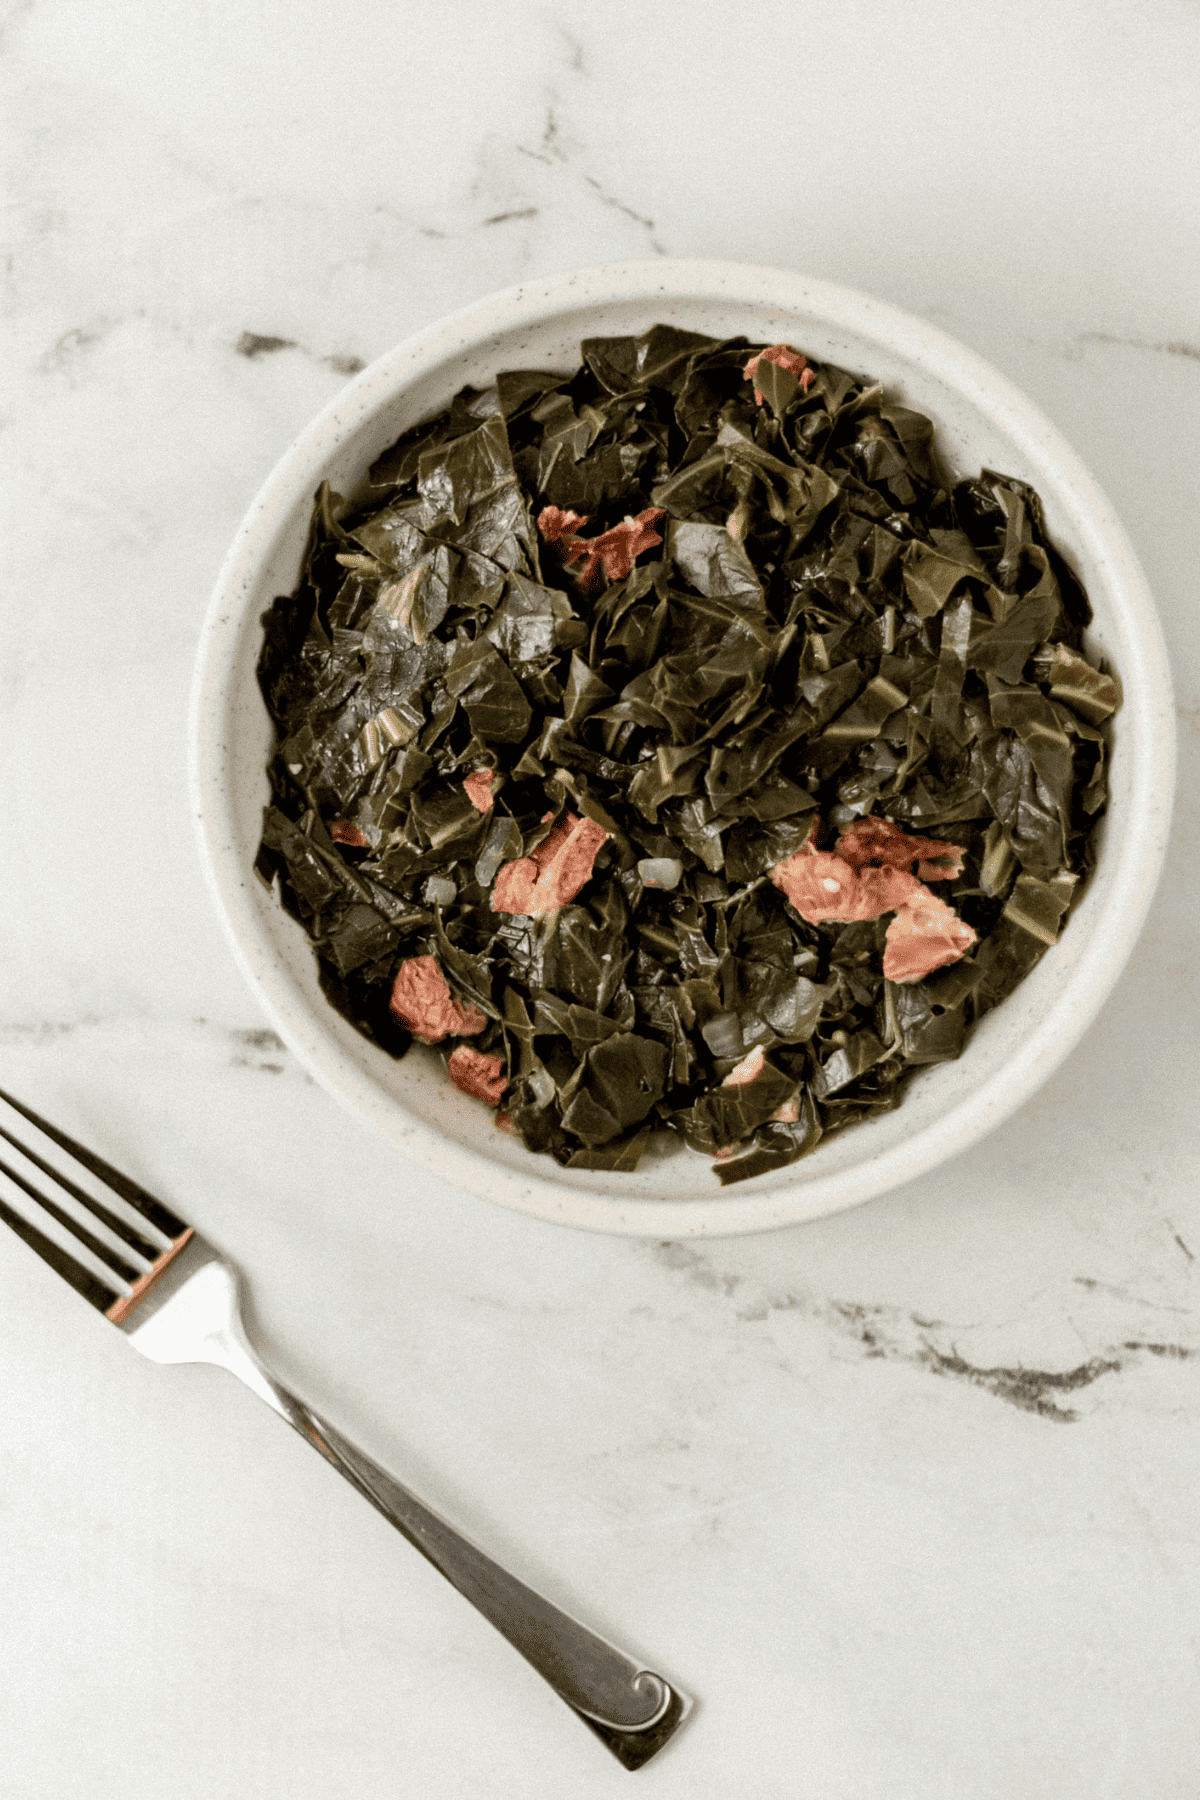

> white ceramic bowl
[189,262,1175,1237]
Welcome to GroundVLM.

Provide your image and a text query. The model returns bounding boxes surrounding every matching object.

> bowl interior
[192,266,1171,1235]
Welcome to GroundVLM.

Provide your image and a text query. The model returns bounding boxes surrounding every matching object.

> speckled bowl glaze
[189,262,1175,1237]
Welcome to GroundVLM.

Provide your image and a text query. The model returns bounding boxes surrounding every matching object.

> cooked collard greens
[255,327,1119,1185]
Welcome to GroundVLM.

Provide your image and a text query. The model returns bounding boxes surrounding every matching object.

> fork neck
[122,1246,346,1461]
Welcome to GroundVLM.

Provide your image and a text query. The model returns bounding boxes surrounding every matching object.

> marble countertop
[2,3,1197,1794]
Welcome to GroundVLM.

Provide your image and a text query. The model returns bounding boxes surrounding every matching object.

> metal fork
[0,1086,691,1770]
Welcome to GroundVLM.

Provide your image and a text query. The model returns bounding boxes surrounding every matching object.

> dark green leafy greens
[255,327,1118,1185]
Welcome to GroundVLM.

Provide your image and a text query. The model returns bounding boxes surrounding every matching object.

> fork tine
[0,1120,162,1262]
[0,1188,123,1312]
[0,1149,142,1284]
[0,1087,188,1239]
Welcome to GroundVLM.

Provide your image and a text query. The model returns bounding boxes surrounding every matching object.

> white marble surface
[2,2,1198,1794]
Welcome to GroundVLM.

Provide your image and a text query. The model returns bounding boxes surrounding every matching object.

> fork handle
[167,1262,690,1770]
[276,1394,688,1768]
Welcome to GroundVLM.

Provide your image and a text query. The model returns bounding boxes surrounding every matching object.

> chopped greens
[255,328,1118,1185]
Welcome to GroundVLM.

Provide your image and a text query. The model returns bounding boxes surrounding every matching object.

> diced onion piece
[423,875,457,907]
[637,856,683,890]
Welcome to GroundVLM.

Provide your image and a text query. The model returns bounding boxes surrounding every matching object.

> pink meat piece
[722,1045,765,1087]
[491,813,611,916]
[537,504,664,586]
[462,768,495,813]
[771,1098,801,1123]
[742,344,816,404]
[537,504,590,542]
[771,813,976,980]
[447,1045,507,1105]
[883,893,977,983]
[563,510,665,585]
[329,820,368,847]
[770,849,860,921]
[388,955,487,1043]
[770,850,925,923]
[857,864,931,915]
[835,816,963,880]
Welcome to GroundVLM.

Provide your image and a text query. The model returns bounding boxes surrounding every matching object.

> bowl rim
[189,259,1176,1237]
